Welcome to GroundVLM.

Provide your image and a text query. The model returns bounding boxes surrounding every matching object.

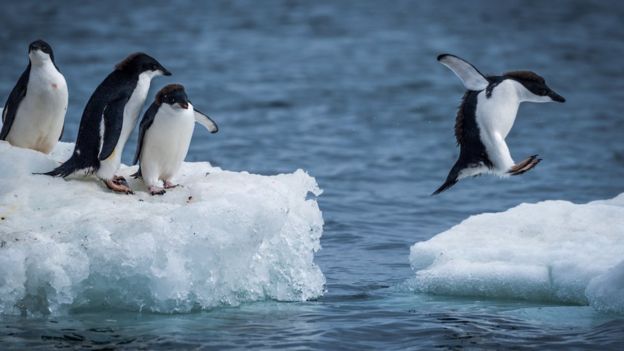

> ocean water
[1,0,623,349]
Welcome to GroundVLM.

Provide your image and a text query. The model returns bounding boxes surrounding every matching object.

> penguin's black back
[44,69,139,176]
[432,91,493,195]
[0,64,31,140]
[454,91,492,169]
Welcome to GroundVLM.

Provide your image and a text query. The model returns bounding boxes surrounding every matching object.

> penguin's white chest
[7,63,68,153]
[475,80,520,139]
[475,80,521,171]
[140,105,195,185]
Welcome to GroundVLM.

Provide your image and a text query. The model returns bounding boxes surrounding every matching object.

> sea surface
[1,0,623,349]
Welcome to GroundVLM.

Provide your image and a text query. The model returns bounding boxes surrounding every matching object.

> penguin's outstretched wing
[133,103,158,165]
[99,95,129,161]
[194,108,218,133]
[0,65,31,140]
[438,54,489,91]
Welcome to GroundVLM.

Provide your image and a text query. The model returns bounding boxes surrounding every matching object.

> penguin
[133,84,218,195]
[43,52,171,194]
[0,40,68,153]
[432,54,565,195]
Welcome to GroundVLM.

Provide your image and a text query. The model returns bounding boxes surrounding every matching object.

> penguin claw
[149,187,166,196]
[104,179,134,194]
[164,181,178,189]
[508,155,542,176]
[112,175,129,187]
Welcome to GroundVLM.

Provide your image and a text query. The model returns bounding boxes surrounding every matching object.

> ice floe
[0,141,325,315]
[410,194,624,314]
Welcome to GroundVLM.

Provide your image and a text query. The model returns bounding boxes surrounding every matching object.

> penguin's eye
[151,64,157,71]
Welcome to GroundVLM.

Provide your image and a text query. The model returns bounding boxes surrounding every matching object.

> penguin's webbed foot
[508,155,542,176]
[164,181,178,189]
[149,186,166,196]
[104,179,134,194]
[112,175,129,187]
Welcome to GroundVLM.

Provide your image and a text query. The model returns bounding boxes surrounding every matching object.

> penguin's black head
[505,71,565,103]
[28,39,55,62]
[156,84,190,110]
[115,52,172,77]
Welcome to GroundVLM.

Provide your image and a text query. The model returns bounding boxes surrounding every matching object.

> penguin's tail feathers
[37,154,83,178]
[432,177,458,196]
[431,163,462,196]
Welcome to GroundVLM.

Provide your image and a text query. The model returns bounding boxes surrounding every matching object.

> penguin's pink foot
[104,179,134,194]
[149,186,166,196]
[508,155,541,176]
[164,181,178,189]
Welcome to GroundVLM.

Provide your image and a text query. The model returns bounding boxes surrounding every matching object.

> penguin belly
[6,66,68,153]
[140,108,195,187]
[475,81,521,174]
[96,73,151,180]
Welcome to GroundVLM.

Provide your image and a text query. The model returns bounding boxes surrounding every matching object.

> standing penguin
[432,54,565,195]
[133,84,218,195]
[1,40,68,153]
[44,53,171,193]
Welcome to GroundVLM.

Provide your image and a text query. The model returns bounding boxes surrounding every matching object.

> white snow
[409,194,624,314]
[0,140,325,315]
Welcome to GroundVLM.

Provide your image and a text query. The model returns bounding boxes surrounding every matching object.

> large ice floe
[410,194,624,314]
[0,141,325,315]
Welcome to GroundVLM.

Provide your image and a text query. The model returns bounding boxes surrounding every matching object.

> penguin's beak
[161,66,172,76]
[548,90,566,103]
[178,101,189,109]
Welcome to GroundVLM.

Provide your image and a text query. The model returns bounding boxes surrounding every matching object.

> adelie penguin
[432,54,566,195]
[133,84,218,195]
[43,52,171,193]
[0,40,68,153]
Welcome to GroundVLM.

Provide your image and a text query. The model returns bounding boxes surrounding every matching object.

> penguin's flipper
[133,103,158,165]
[58,123,64,141]
[508,155,541,176]
[437,54,489,91]
[98,95,129,161]
[0,65,30,140]
[194,108,218,133]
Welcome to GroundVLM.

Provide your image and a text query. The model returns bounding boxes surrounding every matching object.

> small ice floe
[410,194,624,314]
[0,141,325,315]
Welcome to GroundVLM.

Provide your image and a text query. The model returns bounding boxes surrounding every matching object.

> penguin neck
[29,52,56,71]
[31,58,56,71]
[508,79,537,104]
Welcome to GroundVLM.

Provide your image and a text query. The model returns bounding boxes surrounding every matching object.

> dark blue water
[1,0,624,349]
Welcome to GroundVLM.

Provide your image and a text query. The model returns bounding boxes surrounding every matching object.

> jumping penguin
[432,54,566,195]
[133,84,218,195]
[43,52,171,193]
[1,40,68,153]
